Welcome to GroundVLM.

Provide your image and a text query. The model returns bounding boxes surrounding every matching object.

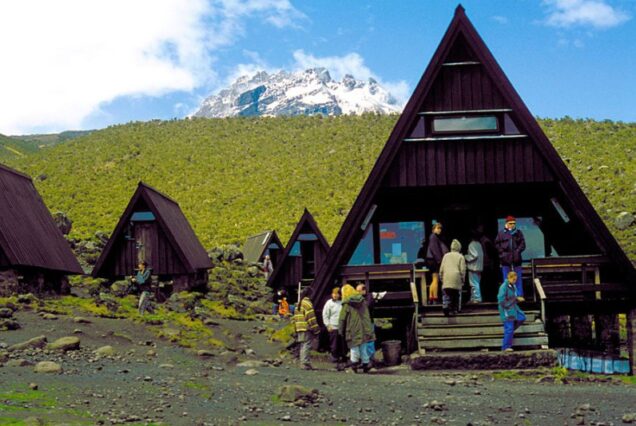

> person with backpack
[293,287,320,370]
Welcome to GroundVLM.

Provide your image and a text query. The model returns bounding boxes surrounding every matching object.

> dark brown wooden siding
[383,138,553,187]
[423,64,507,112]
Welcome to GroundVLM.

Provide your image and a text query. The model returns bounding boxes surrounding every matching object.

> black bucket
[381,340,402,366]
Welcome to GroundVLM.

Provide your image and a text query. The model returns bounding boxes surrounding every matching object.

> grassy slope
[4,116,635,260]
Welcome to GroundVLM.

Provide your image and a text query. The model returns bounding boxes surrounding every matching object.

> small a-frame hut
[267,209,330,300]
[311,6,635,360]
[0,163,82,295]
[92,182,212,292]
[243,230,283,266]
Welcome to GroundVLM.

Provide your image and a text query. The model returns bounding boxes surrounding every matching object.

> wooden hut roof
[243,230,283,264]
[311,5,636,306]
[267,209,330,288]
[0,163,83,274]
[92,182,212,277]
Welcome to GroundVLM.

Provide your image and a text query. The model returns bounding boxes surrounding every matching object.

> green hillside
[0,130,91,161]
[4,116,635,260]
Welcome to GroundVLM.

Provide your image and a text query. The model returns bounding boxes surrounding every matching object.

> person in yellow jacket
[293,287,320,370]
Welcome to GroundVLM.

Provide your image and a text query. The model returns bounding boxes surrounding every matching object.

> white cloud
[291,50,410,105]
[543,0,630,29]
[0,0,304,134]
[492,15,509,25]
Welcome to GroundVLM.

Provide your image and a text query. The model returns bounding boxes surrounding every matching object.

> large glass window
[433,116,498,133]
[348,227,374,265]
[379,222,425,264]
[497,217,557,261]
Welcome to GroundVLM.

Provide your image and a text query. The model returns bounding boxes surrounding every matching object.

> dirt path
[2,310,636,425]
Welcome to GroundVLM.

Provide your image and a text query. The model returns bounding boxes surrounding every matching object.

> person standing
[292,287,320,370]
[356,283,376,363]
[322,287,344,363]
[495,216,526,299]
[439,240,466,316]
[132,262,151,315]
[338,284,375,373]
[426,222,449,304]
[263,255,274,279]
[497,271,526,351]
[464,231,484,303]
[272,289,283,316]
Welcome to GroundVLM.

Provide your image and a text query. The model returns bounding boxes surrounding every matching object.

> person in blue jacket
[132,261,152,315]
[497,271,526,351]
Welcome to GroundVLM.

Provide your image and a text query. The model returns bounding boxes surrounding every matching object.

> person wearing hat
[494,216,526,298]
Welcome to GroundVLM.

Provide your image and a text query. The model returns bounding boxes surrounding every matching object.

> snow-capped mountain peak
[192,68,402,118]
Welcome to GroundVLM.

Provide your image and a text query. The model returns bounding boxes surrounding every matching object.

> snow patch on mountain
[192,68,402,118]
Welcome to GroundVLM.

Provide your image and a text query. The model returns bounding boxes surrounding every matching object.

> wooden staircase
[418,303,549,352]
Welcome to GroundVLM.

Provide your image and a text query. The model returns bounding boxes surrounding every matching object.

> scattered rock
[623,413,636,423]
[29,383,38,390]
[42,313,58,320]
[95,345,116,357]
[52,211,73,235]
[237,360,267,368]
[34,361,62,374]
[73,316,92,324]
[47,336,80,351]
[615,212,635,230]
[0,307,13,318]
[146,349,157,357]
[244,369,259,376]
[197,350,215,358]
[17,293,35,304]
[277,385,319,403]
[0,319,20,330]
[8,335,47,352]
[159,364,175,369]
[23,417,45,426]
[6,359,32,367]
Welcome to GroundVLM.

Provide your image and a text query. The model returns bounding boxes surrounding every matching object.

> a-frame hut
[0,163,82,295]
[312,6,635,360]
[267,209,330,301]
[92,182,212,292]
[243,230,283,267]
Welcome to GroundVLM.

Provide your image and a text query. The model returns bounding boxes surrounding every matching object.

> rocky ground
[1,299,636,426]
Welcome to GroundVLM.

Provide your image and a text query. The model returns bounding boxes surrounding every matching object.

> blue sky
[0,0,634,135]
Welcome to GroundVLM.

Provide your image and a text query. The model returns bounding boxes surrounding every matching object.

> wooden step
[418,322,545,338]
[419,334,549,351]
[421,312,539,325]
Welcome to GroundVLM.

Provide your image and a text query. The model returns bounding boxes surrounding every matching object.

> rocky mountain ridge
[193,68,402,118]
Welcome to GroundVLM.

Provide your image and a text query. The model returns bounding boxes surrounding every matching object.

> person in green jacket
[338,284,376,373]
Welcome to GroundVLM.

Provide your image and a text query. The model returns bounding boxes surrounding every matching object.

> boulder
[244,369,258,376]
[41,313,58,320]
[47,336,80,351]
[95,345,115,357]
[23,417,45,426]
[0,307,13,318]
[277,385,319,403]
[8,335,47,352]
[34,361,62,374]
[0,319,20,330]
[197,350,215,358]
[237,360,267,368]
[52,212,72,235]
[615,212,635,230]
[73,317,92,324]
[6,359,32,367]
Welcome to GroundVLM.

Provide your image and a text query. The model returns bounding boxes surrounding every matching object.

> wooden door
[134,223,156,267]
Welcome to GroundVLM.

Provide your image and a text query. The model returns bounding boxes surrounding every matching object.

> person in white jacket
[322,287,344,362]
[465,231,485,303]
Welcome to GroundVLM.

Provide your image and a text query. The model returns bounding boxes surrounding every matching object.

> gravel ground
[1,310,635,425]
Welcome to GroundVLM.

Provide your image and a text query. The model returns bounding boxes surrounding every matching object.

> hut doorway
[134,222,157,266]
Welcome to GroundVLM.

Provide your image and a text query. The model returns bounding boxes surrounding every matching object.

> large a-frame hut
[311,6,635,362]
[0,163,83,295]
[92,182,212,292]
[267,209,330,301]
[243,230,283,266]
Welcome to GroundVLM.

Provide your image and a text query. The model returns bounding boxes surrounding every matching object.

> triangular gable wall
[243,231,283,264]
[267,209,330,290]
[312,6,635,307]
[92,183,204,278]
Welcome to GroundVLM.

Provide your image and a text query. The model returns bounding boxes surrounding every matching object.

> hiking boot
[350,361,361,373]
[443,307,450,317]
[302,363,315,370]
[362,363,371,374]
